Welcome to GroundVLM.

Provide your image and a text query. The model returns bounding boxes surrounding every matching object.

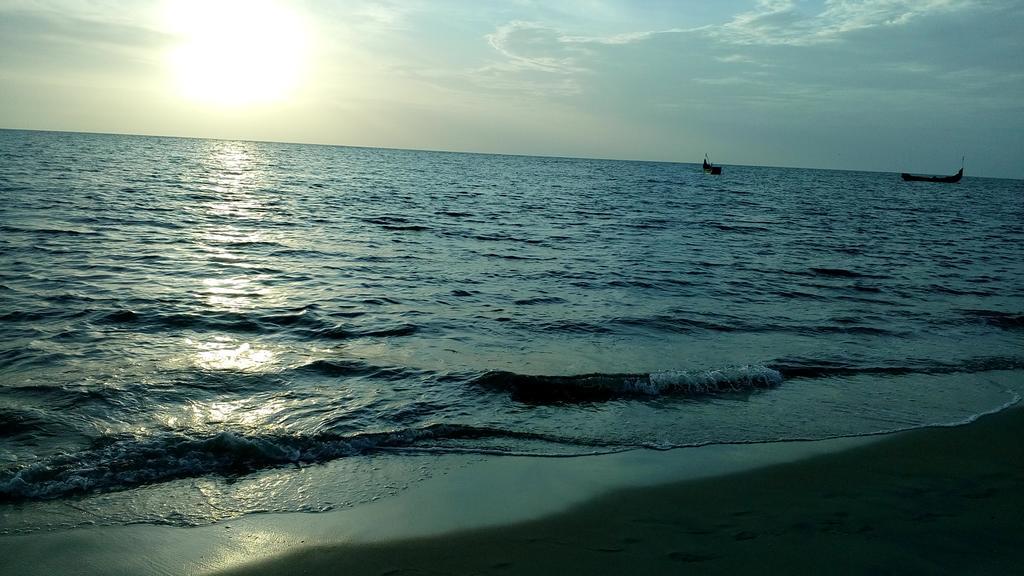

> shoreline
[4,405,1021,575]
[217,405,1024,576]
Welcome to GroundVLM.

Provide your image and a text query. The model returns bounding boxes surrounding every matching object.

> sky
[1,0,1021,178]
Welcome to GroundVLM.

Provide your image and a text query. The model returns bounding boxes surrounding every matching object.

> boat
[703,154,722,175]
[901,158,964,183]
[900,168,963,183]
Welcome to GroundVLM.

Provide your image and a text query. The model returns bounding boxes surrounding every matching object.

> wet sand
[220,407,1024,575]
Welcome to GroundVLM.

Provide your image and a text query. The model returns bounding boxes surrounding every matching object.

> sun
[165,0,309,107]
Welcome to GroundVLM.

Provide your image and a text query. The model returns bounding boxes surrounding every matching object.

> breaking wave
[0,424,607,501]
[472,365,783,403]
[770,356,1024,379]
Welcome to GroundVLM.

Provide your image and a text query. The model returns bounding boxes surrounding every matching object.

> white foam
[644,365,783,394]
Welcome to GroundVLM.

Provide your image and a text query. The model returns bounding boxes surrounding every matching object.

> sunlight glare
[165,0,309,107]
[190,336,276,372]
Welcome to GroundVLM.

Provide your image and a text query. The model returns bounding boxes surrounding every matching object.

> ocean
[1,128,1022,533]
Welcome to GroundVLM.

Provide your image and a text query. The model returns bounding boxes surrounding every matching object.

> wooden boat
[901,158,964,183]
[703,154,722,175]
[900,167,963,183]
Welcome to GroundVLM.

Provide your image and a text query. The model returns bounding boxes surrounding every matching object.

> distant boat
[703,154,722,175]
[901,158,964,183]
[901,168,963,183]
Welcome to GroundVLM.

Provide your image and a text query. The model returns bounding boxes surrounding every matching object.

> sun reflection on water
[200,275,270,310]
[189,397,283,427]
[189,336,275,372]
[153,395,291,439]
[183,140,290,376]
[198,142,272,217]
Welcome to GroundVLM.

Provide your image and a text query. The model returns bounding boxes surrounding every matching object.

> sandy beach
[218,406,1024,576]
[1,405,1021,575]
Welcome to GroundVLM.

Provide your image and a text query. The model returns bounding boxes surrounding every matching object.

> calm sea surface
[1,129,1022,531]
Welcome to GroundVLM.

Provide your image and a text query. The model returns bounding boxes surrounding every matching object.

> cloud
[352,2,413,27]
[0,4,168,49]
[0,5,170,80]
[325,0,424,32]
[561,28,687,46]
[477,20,695,97]
[485,21,588,73]
[485,20,694,71]
[716,0,977,46]
[460,0,1016,108]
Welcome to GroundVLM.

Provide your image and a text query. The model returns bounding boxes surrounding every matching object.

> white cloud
[716,0,977,46]
[486,20,694,72]
[346,0,420,30]
[561,28,687,46]
[479,20,695,98]
[486,21,587,73]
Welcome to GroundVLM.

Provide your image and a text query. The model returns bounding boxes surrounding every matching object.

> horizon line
[0,126,1005,180]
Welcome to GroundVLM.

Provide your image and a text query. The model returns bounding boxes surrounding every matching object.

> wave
[0,406,52,437]
[710,223,770,234]
[296,359,421,381]
[614,314,740,333]
[513,296,567,306]
[87,306,418,341]
[961,309,1024,330]
[360,216,431,232]
[0,224,102,237]
[470,233,544,245]
[0,348,77,373]
[769,356,1024,379]
[0,424,613,501]
[472,356,1024,404]
[0,310,55,322]
[611,314,902,337]
[808,267,875,278]
[358,323,420,337]
[480,252,554,261]
[608,279,658,289]
[472,365,783,403]
[929,285,996,297]
[533,320,614,334]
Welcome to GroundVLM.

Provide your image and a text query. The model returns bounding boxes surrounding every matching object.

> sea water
[1,129,1022,532]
